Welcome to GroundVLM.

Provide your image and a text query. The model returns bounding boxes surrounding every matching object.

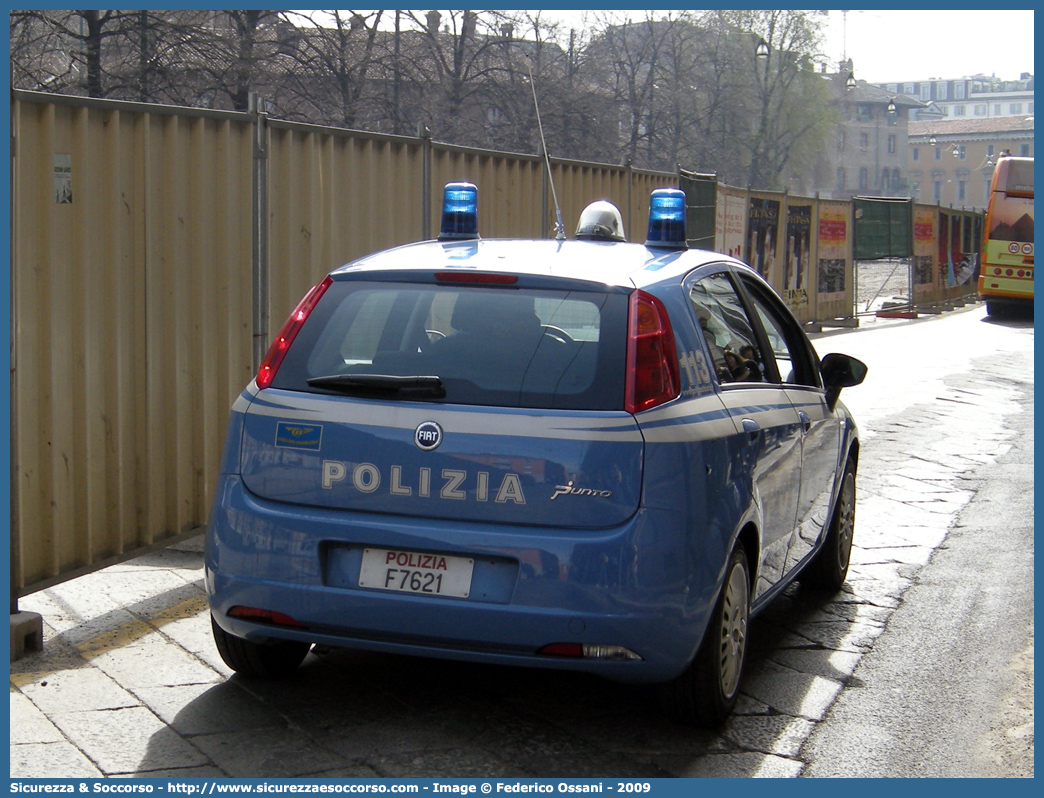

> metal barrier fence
[9,90,979,597]
[706,183,981,325]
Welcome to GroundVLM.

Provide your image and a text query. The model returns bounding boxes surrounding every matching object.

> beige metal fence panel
[21,91,963,598]
[266,123,427,336]
[552,161,627,238]
[13,98,150,592]
[804,199,821,324]
[627,170,681,242]
[813,199,855,322]
[920,207,980,305]
[779,195,816,324]
[426,150,675,244]
[549,162,676,244]
[911,202,942,305]
[715,185,749,259]
[11,95,254,595]
[429,145,546,240]
[141,111,254,559]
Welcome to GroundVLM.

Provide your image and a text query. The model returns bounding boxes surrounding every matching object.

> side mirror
[821,352,867,409]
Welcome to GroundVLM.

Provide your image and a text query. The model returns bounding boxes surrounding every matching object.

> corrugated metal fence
[11,95,257,597]
[9,90,978,597]
[9,91,680,597]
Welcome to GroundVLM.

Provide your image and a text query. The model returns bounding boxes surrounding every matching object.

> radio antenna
[527,60,566,240]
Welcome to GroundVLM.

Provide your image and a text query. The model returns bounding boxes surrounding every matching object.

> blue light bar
[439,182,479,241]
[644,188,688,249]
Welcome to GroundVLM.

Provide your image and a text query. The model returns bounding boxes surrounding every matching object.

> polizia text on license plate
[358,548,475,598]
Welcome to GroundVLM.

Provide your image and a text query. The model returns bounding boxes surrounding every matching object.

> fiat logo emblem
[414,421,443,451]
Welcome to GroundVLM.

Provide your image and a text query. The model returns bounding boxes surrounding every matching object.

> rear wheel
[211,615,311,678]
[803,457,856,591]
[661,547,750,727]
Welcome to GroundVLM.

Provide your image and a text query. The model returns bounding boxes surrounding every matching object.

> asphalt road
[801,320,1035,776]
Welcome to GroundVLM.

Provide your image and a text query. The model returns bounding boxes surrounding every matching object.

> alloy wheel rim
[837,472,855,572]
[718,561,749,698]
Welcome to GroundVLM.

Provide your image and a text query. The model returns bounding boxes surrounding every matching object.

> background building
[813,62,924,200]
[908,115,1035,211]
[878,72,1034,122]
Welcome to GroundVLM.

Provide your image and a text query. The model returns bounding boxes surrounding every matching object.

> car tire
[211,615,311,678]
[661,547,750,727]
[803,457,856,592]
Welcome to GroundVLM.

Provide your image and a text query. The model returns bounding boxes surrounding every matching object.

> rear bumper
[206,475,719,683]
[979,272,1034,302]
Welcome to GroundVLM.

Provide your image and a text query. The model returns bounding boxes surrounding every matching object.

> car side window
[739,276,819,388]
[688,273,765,385]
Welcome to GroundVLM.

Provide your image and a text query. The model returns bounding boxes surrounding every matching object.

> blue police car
[206,184,866,726]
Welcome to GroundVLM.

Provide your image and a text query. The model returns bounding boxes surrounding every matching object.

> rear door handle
[741,418,760,442]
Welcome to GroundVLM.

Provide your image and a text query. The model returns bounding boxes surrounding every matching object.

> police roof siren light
[576,200,627,242]
[645,188,688,249]
[439,182,479,241]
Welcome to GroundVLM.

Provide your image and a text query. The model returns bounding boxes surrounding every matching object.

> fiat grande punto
[206,184,866,726]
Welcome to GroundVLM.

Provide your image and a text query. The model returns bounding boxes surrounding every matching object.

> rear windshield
[1001,158,1033,196]
[273,280,628,410]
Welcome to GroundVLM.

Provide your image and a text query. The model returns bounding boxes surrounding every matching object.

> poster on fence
[783,204,812,308]
[716,192,747,260]
[746,196,780,284]
[939,211,975,286]
[938,213,954,286]
[816,201,848,298]
[914,206,936,287]
[54,153,72,204]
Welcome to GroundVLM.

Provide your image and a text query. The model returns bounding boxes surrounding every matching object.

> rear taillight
[256,276,333,390]
[625,291,680,414]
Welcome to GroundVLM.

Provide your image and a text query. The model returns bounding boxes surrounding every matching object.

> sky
[527,9,1034,85]
[820,9,1034,83]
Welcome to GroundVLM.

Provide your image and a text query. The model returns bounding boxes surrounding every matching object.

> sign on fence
[853,196,913,259]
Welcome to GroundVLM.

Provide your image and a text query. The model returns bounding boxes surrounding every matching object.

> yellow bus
[979,155,1034,316]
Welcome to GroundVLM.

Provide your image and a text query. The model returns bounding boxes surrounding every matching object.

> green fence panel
[680,169,717,250]
[853,196,913,259]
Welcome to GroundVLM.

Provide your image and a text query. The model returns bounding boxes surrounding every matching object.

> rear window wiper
[306,374,446,399]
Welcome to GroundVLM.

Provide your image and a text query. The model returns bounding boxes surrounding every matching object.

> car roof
[332,238,751,291]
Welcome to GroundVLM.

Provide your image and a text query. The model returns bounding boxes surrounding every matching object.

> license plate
[358,548,474,598]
